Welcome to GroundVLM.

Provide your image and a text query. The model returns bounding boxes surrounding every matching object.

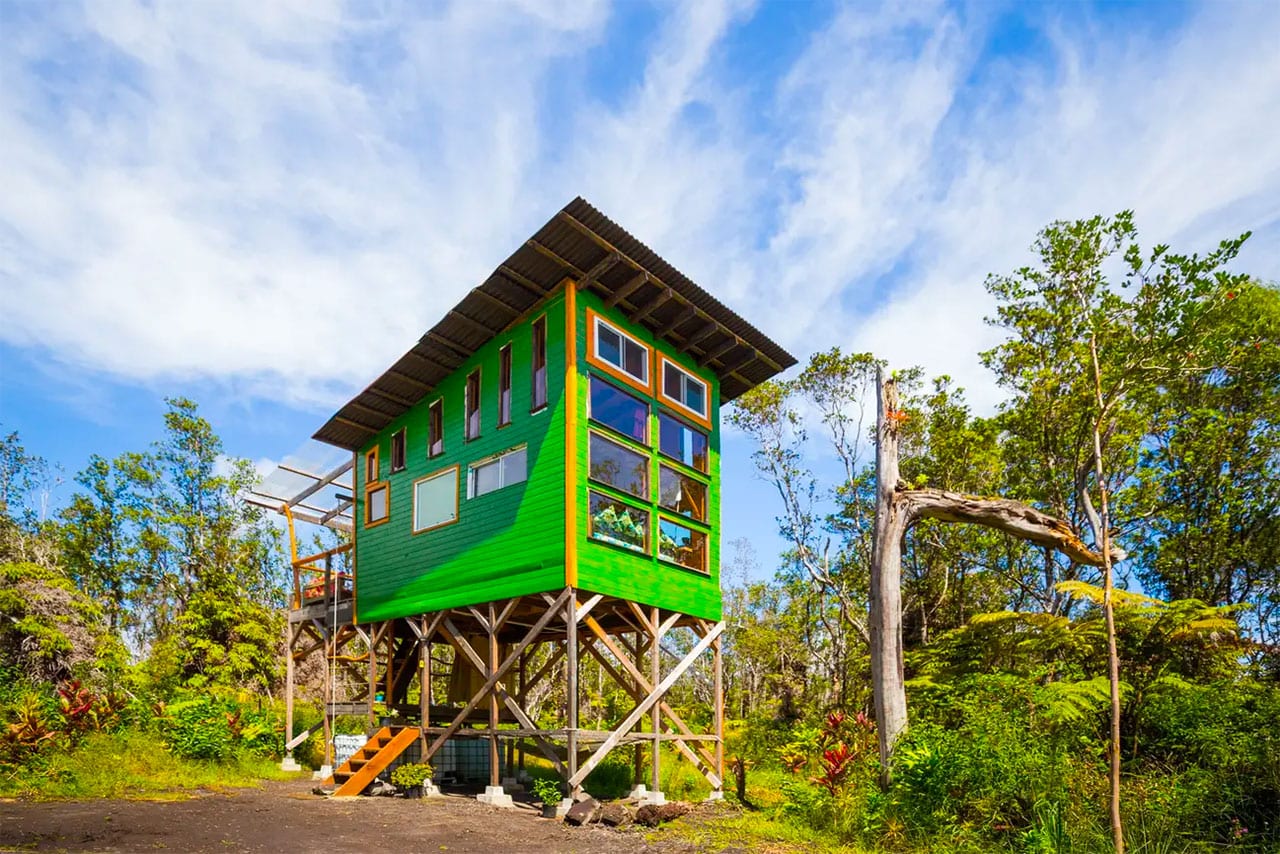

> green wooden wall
[353,291,567,622]
[571,289,723,621]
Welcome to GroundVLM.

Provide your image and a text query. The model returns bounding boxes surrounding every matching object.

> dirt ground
[0,778,699,853]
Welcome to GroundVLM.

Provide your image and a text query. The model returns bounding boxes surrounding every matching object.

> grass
[648,801,861,853]
[0,730,303,801]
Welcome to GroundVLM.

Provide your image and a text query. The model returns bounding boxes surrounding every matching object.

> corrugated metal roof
[314,197,798,450]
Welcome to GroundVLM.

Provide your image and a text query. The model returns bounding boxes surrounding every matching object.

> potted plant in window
[391,762,433,799]
[531,777,563,818]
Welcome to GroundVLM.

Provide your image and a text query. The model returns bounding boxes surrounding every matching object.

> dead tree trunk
[870,367,1116,787]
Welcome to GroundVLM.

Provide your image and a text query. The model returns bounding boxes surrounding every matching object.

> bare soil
[0,778,694,853]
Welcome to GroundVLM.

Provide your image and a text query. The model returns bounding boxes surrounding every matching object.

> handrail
[291,542,353,568]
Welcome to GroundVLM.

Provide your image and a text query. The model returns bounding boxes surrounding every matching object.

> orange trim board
[585,306,652,396]
[565,282,579,588]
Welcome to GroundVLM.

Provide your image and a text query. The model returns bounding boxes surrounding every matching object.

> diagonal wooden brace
[569,622,723,788]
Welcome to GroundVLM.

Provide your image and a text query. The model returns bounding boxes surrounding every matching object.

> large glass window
[660,357,708,420]
[589,376,648,444]
[658,413,708,473]
[658,517,707,572]
[465,369,481,440]
[498,344,513,427]
[588,492,649,553]
[590,432,649,499]
[590,311,649,389]
[531,316,547,412]
[413,467,458,532]
[428,399,444,457]
[468,446,528,498]
[659,465,707,521]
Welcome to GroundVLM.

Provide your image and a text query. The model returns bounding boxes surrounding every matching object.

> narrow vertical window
[390,428,406,473]
[428,399,444,458]
[498,344,513,427]
[365,447,379,484]
[465,369,481,440]
[531,315,547,412]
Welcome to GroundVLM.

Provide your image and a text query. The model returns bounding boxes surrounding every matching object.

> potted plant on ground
[531,777,563,818]
[390,762,433,799]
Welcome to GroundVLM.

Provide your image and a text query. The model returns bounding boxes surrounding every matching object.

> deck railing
[291,543,354,610]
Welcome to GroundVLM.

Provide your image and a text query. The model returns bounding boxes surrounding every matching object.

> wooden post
[516,648,527,775]
[284,621,295,755]
[713,630,724,793]
[631,632,643,785]
[367,622,379,727]
[650,606,661,794]
[489,603,500,787]
[566,594,579,796]
[419,616,429,750]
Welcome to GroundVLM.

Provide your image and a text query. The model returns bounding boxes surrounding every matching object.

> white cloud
[1,0,1277,418]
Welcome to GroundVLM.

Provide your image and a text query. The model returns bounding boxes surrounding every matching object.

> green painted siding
[572,290,723,621]
[354,292,567,621]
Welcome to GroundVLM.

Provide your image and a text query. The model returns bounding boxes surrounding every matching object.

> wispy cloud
[1,0,1277,415]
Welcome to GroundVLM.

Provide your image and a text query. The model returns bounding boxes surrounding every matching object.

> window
[413,467,458,532]
[365,483,389,527]
[658,518,707,572]
[659,465,707,521]
[589,376,648,444]
[531,316,547,412]
[390,429,406,473]
[588,309,650,392]
[468,446,528,498]
[589,491,649,553]
[498,344,513,428]
[589,432,649,499]
[428,399,444,457]
[365,447,380,484]
[659,356,708,422]
[658,413,708,473]
[465,369,481,440]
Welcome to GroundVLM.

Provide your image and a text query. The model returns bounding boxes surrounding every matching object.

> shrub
[531,776,562,805]
[390,762,432,789]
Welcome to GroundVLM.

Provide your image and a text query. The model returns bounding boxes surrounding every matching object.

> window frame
[364,446,380,485]
[498,343,513,428]
[390,428,407,473]
[465,368,482,441]
[586,308,652,395]
[656,514,709,574]
[428,398,444,458]
[587,374,650,445]
[411,464,460,534]
[657,354,711,428]
[467,444,529,499]
[587,489,651,555]
[531,314,548,413]
[657,411,709,474]
[658,463,709,522]
[588,429,650,501]
[364,481,390,529]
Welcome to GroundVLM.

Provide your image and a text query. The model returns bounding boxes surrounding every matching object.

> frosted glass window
[413,468,457,532]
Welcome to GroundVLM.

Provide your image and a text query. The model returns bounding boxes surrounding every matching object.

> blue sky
[1,0,1278,577]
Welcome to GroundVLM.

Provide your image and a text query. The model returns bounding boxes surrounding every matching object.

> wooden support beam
[698,336,740,367]
[655,305,698,339]
[714,632,724,792]
[574,251,621,291]
[333,415,379,433]
[471,288,522,318]
[401,348,459,374]
[526,240,586,278]
[448,309,501,338]
[386,368,435,391]
[366,385,419,408]
[496,265,548,297]
[604,271,649,309]
[425,331,473,361]
[717,352,758,379]
[566,594,580,795]
[630,287,673,325]
[681,321,719,352]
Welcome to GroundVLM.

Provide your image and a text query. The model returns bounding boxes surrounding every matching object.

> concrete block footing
[477,785,516,808]
[280,756,302,772]
[705,790,724,802]
[639,790,667,807]
[314,765,332,781]
[555,798,574,818]
[626,784,648,800]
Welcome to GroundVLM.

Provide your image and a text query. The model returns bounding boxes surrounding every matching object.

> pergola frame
[286,585,724,797]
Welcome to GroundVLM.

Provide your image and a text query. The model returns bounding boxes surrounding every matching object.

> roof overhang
[314,197,797,451]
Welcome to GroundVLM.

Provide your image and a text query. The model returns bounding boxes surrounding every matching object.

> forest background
[1,214,1277,852]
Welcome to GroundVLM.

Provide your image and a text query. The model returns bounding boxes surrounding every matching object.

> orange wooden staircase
[325,726,421,797]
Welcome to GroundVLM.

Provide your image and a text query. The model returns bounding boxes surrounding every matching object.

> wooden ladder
[325,726,421,797]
